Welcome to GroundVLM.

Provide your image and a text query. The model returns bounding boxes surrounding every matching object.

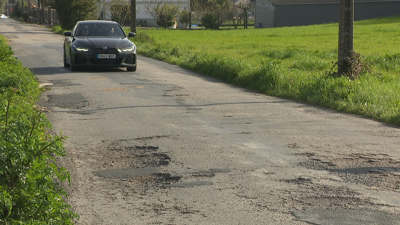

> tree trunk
[39,0,44,24]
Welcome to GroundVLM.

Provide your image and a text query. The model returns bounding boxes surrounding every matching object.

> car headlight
[118,46,136,53]
[73,46,90,51]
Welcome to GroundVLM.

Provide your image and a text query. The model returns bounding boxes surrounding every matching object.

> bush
[201,13,219,29]
[21,12,29,22]
[0,35,78,224]
[156,13,175,28]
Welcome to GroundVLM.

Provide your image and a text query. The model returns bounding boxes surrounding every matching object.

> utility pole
[131,0,136,33]
[188,0,191,30]
[337,0,354,75]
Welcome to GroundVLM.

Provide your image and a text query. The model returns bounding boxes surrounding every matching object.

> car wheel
[127,66,136,72]
[70,50,78,71]
[63,48,70,68]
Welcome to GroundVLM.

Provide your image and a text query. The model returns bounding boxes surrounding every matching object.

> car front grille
[93,48,119,55]
[90,58,123,65]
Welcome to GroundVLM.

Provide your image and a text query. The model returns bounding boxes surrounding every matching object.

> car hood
[72,37,135,49]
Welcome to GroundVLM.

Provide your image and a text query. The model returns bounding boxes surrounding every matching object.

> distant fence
[25,7,59,26]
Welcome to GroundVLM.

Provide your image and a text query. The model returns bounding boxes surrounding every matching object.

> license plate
[97,54,116,59]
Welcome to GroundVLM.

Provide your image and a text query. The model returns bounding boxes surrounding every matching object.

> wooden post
[337,0,354,75]
[131,0,136,33]
[48,6,51,26]
[189,0,191,30]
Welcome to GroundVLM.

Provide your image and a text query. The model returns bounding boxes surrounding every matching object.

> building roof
[271,0,398,4]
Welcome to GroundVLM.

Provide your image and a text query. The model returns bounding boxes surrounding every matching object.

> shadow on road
[30,66,127,75]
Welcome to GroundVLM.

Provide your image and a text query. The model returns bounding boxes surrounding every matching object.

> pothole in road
[47,93,89,109]
[292,208,400,225]
[288,183,375,209]
[95,142,181,190]
[107,145,170,168]
[49,79,81,87]
[272,151,400,213]
[298,152,400,191]
[191,168,231,178]
[130,153,171,168]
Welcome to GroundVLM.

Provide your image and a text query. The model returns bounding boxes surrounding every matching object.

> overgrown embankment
[129,16,400,126]
[0,35,78,224]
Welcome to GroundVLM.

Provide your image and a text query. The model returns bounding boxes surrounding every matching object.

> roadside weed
[0,35,78,224]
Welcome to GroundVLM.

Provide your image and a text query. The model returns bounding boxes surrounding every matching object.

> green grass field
[128,16,400,126]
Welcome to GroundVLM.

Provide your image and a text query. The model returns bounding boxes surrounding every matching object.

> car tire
[63,48,70,68]
[70,50,78,71]
[127,66,136,72]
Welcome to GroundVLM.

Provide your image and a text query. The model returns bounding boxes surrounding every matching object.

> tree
[54,0,97,30]
[144,0,181,28]
[12,0,25,17]
[103,0,131,25]
[38,0,44,24]
[234,0,254,29]
[0,0,5,14]
[179,9,190,28]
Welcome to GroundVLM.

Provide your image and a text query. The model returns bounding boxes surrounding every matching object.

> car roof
[77,20,119,25]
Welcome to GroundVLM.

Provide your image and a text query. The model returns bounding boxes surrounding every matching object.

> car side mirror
[64,31,72,37]
[128,32,136,37]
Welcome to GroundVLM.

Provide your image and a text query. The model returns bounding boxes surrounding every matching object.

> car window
[72,25,77,36]
[75,23,125,37]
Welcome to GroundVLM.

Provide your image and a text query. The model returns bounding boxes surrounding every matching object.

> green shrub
[21,12,29,22]
[201,13,219,30]
[0,36,13,62]
[0,35,78,224]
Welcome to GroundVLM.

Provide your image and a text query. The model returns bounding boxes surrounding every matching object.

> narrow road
[2,19,400,225]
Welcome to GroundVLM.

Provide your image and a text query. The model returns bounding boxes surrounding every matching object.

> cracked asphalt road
[2,19,400,225]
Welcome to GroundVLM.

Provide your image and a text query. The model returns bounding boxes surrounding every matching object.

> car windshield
[75,23,125,37]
